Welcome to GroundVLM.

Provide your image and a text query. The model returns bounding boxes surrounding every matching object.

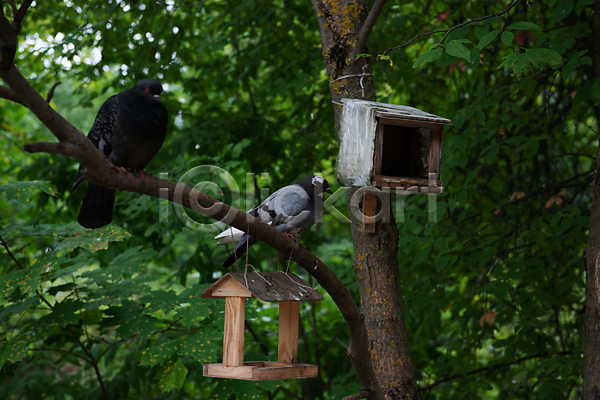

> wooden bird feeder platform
[201,272,323,381]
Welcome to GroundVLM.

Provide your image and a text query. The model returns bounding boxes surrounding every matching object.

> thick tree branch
[382,0,521,55]
[0,84,25,105]
[349,0,388,62]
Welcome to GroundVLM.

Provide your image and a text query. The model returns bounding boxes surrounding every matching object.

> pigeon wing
[71,95,119,192]
[257,185,312,235]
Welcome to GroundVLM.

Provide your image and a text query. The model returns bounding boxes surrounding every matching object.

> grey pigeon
[72,79,168,229]
[220,175,333,268]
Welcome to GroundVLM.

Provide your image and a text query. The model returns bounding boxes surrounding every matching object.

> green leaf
[501,31,515,46]
[525,139,539,158]
[494,282,508,300]
[446,41,471,61]
[446,25,469,41]
[157,356,188,392]
[516,340,537,355]
[0,181,58,205]
[181,330,221,362]
[551,1,574,24]
[527,48,562,66]
[562,55,578,77]
[0,258,47,296]
[55,224,131,254]
[538,379,554,399]
[507,22,542,31]
[498,52,531,79]
[50,300,84,327]
[413,48,443,68]
[140,340,180,367]
[413,247,431,265]
[435,254,450,271]
[477,29,500,50]
[573,82,592,105]
[593,80,600,100]
[493,338,513,348]
[232,138,251,158]
[436,51,460,67]
[515,370,528,383]
[0,332,34,369]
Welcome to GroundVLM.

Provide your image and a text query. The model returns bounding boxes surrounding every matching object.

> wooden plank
[227,272,324,302]
[377,116,443,130]
[278,302,299,364]
[223,297,245,367]
[372,122,384,177]
[212,278,253,298]
[203,362,318,381]
[372,175,440,186]
[375,110,451,125]
[362,193,377,233]
[428,126,442,176]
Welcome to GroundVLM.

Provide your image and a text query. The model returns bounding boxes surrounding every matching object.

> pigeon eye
[144,88,150,93]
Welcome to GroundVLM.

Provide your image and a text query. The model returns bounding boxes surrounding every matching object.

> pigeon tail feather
[77,182,116,229]
[222,235,258,268]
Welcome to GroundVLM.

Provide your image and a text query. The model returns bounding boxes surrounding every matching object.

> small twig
[383,0,521,54]
[46,81,62,103]
[421,351,570,392]
[0,234,23,269]
[32,346,91,363]
[343,389,372,400]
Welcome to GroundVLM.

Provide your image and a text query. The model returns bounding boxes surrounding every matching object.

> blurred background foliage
[0,0,595,398]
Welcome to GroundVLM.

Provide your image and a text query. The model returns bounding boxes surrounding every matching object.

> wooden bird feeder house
[336,99,451,232]
[201,272,323,381]
[336,99,451,193]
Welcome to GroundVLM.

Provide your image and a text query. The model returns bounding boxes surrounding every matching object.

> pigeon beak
[325,188,333,195]
[153,94,162,103]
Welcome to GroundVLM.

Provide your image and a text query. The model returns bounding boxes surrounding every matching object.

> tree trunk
[583,3,600,398]
[311,1,420,398]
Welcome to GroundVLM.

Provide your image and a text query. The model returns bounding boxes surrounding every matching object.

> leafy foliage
[0,0,594,399]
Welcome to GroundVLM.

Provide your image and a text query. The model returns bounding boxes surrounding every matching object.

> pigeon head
[296,175,333,199]
[134,79,164,103]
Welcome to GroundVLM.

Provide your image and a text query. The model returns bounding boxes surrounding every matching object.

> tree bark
[311,1,420,399]
[583,2,600,398]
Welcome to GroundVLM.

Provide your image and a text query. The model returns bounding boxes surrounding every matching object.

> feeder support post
[223,297,246,367]
[278,301,299,364]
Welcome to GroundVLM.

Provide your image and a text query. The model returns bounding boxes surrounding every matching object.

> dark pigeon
[72,79,168,229]
[220,175,333,268]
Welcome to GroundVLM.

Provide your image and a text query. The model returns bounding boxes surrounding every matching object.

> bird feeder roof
[201,272,324,302]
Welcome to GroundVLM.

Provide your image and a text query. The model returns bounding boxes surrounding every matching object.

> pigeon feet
[119,167,152,182]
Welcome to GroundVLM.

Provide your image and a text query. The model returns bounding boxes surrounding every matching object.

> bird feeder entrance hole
[372,116,444,191]
[201,272,323,381]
